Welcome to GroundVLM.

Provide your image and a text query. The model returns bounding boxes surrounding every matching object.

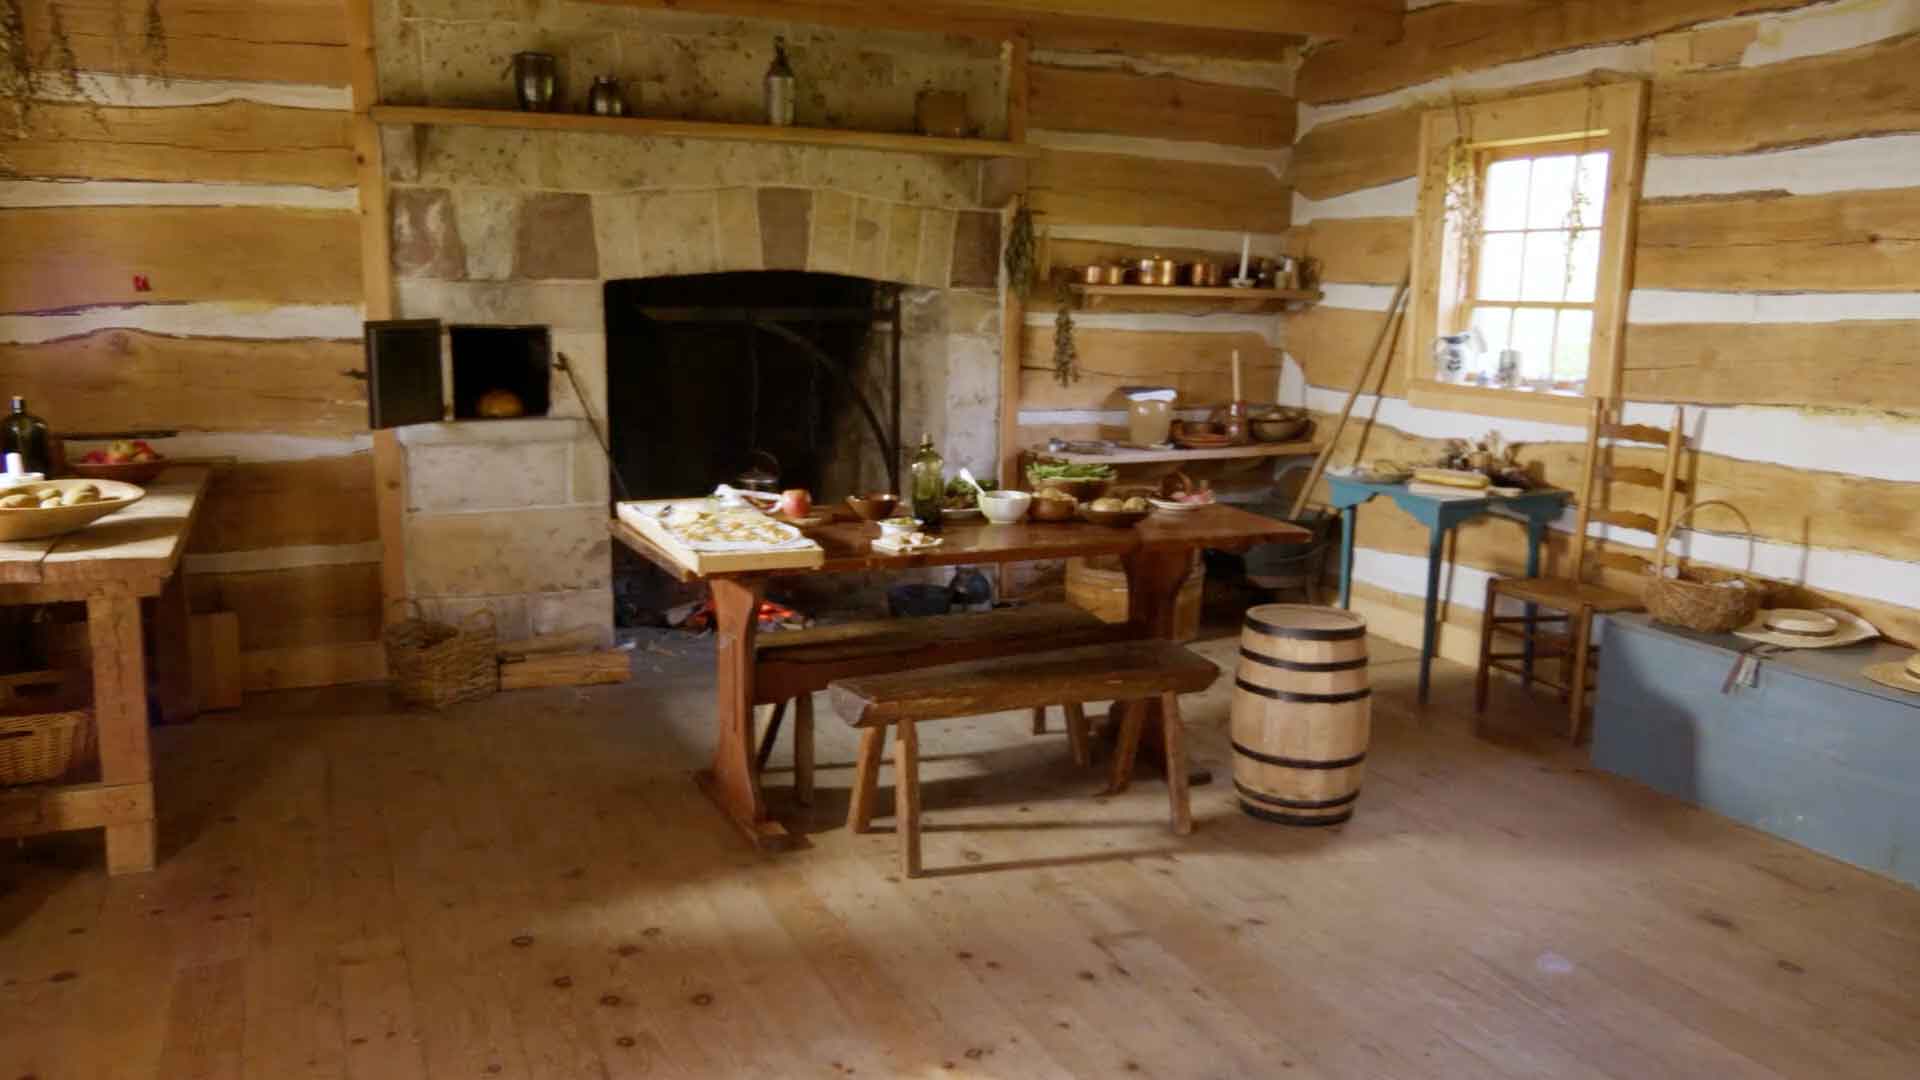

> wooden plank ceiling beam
[588,0,1400,55]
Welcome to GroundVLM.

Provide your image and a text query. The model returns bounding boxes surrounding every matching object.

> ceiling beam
[587,1,1400,57]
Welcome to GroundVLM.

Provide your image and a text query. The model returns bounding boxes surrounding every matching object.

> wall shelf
[1068,284,1322,314]
[1031,440,1320,466]
[370,105,1039,160]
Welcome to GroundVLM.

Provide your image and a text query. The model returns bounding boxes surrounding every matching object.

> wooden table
[0,467,209,874]
[612,505,1304,849]
[1326,477,1571,704]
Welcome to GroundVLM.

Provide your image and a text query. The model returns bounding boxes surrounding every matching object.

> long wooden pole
[1288,267,1410,521]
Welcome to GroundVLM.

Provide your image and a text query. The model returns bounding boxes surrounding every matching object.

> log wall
[1288,0,1920,652]
[1017,50,1298,454]
[1,1,380,689]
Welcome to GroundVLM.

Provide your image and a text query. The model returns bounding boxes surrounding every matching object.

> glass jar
[909,433,944,532]
[1127,398,1173,446]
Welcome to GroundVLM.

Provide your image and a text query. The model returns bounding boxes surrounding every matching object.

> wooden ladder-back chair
[1475,400,1686,740]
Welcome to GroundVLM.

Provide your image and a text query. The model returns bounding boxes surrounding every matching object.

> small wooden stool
[828,641,1219,877]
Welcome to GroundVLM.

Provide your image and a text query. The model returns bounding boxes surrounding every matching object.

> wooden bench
[828,641,1220,877]
[753,604,1137,804]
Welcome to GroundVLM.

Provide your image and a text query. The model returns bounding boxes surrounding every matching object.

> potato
[38,496,63,508]
[1091,497,1124,512]
[61,490,98,506]
[0,493,33,509]
[1122,496,1149,512]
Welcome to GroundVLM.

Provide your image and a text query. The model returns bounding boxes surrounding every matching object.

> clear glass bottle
[909,433,944,533]
[764,37,796,127]
[1,397,51,477]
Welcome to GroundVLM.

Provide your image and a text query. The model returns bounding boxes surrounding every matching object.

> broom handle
[1288,267,1411,520]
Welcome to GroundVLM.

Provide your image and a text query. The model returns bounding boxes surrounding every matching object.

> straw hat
[1733,608,1879,650]
[1863,653,1920,695]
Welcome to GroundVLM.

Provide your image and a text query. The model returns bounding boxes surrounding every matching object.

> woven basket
[1645,500,1768,634]
[385,606,498,709]
[0,669,93,787]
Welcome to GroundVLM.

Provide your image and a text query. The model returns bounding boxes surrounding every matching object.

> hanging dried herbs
[2,0,32,140]
[1004,198,1037,300]
[2,0,172,165]
[1051,287,1079,388]
[143,0,167,73]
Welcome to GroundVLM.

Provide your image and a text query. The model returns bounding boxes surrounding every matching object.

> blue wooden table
[1327,476,1571,703]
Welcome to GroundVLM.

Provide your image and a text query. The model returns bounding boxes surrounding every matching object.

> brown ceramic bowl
[1033,476,1111,504]
[1030,493,1079,522]
[845,493,899,522]
[70,459,169,484]
[1080,506,1150,529]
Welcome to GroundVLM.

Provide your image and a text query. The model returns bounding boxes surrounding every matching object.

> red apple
[778,489,812,518]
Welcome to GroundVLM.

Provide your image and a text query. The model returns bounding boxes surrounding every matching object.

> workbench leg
[154,571,194,724]
[1119,548,1211,788]
[90,589,156,874]
[1418,525,1445,705]
[1338,506,1357,610]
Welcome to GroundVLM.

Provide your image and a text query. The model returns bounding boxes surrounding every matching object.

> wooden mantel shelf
[1069,284,1322,314]
[370,105,1039,160]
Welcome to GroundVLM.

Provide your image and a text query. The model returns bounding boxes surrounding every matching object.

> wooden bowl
[845,493,899,522]
[1031,494,1078,522]
[1033,476,1111,503]
[1081,506,1150,528]
[0,479,146,542]
[1250,417,1309,443]
[69,459,169,484]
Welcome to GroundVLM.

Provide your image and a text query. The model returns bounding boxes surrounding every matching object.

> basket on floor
[384,606,498,708]
[0,669,93,787]
[1645,500,1768,634]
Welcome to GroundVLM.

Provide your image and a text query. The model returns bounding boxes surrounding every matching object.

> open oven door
[364,319,446,430]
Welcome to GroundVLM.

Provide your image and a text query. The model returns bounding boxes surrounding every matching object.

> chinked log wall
[1015,51,1298,452]
[0,0,384,690]
[1286,0,1920,653]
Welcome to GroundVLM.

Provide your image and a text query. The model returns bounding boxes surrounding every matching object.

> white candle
[1238,234,1251,281]
[1232,349,1243,402]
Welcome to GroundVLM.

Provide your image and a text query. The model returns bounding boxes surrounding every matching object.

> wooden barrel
[1230,604,1370,826]
[1064,553,1203,643]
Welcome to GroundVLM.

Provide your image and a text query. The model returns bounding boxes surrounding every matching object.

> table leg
[154,571,194,724]
[1338,506,1357,610]
[1119,548,1211,788]
[697,578,792,851]
[89,589,155,875]
[1418,524,1446,705]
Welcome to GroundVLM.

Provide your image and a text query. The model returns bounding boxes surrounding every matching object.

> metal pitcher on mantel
[511,51,558,112]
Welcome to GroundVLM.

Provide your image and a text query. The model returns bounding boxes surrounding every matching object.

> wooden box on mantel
[615,500,825,577]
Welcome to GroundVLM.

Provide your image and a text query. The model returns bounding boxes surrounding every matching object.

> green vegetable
[942,475,996,510]
[1026,462,1116,484]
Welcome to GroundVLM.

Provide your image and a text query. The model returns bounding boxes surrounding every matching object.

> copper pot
[1080,264,1108,286]
[1185,262,1223,287]
[1136,255,1177,286]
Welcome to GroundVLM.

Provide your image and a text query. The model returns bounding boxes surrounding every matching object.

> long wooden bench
[752,604,1138,804]
[828,641,1221,877]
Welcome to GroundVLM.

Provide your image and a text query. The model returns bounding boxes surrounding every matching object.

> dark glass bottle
[909,433,944,533]
[1,397,50,476]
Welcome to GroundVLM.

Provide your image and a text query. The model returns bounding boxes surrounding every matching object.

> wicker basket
[384,606,499,709]
[1645,500,1768,634]
[0,669,93,787]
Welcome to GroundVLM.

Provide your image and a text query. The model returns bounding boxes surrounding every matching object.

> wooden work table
[0,466,210,873]
[613,504,1304,849]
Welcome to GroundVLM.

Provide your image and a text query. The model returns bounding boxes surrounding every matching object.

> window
[1407,83,1648,422]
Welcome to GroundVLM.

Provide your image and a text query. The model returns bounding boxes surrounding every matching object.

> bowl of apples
[71,440,168,484]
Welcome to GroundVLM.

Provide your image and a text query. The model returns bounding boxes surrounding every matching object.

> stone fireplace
[383,127,1006,642]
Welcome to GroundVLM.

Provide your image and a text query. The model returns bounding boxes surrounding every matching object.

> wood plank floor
[4,633,1920,1079]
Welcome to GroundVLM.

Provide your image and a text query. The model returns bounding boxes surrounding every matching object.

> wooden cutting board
[615,499,825,576]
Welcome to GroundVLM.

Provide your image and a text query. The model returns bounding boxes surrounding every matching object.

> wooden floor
[5,633,1920,1079]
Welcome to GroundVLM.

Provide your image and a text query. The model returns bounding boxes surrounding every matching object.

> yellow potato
[1122,496,1150,512]
[0,493,34,509]
[61,490,98,506]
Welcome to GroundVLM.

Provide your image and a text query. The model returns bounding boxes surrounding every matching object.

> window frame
[1406,81,1649,423]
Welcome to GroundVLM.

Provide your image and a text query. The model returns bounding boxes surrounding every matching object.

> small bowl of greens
[940,476,994,522]
[1027,461,1115,504]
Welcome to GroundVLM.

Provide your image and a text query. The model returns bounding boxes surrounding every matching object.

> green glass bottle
[909,433,944,533]
[1,397,51,477]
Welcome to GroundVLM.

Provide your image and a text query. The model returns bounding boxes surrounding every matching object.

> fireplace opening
[450,324,552,420]
[605,271,904,627]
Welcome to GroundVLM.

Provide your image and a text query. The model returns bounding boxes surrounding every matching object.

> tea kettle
[735,450,781,494]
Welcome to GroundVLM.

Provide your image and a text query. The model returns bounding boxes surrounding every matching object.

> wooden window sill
[1407,379,1595,426]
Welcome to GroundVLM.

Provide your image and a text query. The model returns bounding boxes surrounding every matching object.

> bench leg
[1063,703,1091,768]
[1031,706,1047,735]
[755,700,788,771]
[794,694,815,807]
[1107,699,1147,794]
[848,726,887,833]
[894,720,922,879]
[1159,692,1192,835]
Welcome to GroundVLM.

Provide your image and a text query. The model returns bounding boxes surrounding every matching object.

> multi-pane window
[1466,148,1609,393]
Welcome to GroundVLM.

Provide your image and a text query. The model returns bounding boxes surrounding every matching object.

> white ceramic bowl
[877,517,922,539]
[978,490,1033,524]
